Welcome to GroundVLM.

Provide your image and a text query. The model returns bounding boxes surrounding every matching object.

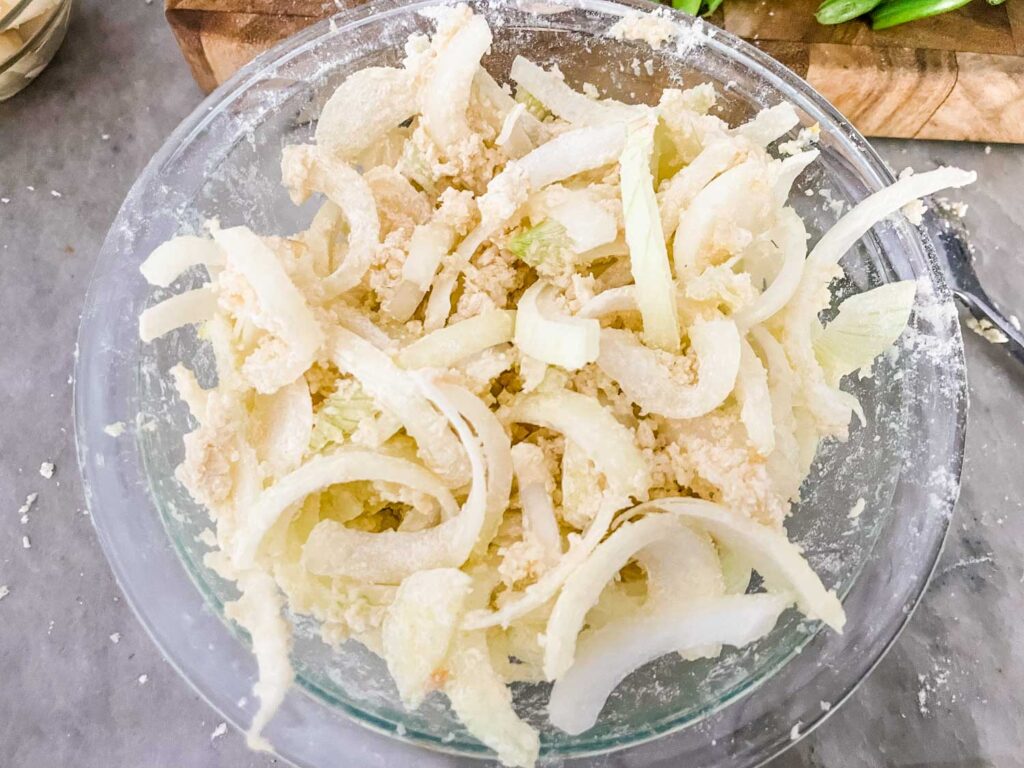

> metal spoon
[922,205,1024,361]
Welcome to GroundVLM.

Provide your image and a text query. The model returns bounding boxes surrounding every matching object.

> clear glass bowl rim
[74,0,967,766]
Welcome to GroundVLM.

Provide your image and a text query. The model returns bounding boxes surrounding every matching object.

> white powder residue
[0,586,8,601]
[138,674,149,685]
[965,316,1009,344]
[778,124,820,156]
[607,11,678,49]
[901,198,926,226]
[820,700,831,712]
[103,421,126,437]
[790,722,802,741]
[39,462,55,479]
[210,722,227,741]
[17,492,38,519]
[848,497,866,520]
[1010,314,1021,331]
[22,535,31,550]
[818,188,845,217]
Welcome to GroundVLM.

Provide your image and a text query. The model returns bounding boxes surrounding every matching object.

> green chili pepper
[871,0,972,29]
[703,0,726,15]
[672,0,703,15]
[815,0,884,24]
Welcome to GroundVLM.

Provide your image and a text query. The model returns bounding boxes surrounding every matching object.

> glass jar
[0,0,72,102]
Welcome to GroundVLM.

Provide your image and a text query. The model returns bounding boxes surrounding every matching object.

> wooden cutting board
[165,0,1024,143]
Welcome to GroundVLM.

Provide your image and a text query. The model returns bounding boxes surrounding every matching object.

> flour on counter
[848,497,866,520]
[39,462,54,479]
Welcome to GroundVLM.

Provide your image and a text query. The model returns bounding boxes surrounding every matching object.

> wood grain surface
[164,0,1024,143]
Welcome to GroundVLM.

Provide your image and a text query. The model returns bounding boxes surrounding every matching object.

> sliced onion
[381,568,473,708]
[514,281,599,370]
[224,569,294,751]
[234,449,458,568]
[398,310,515,370]
[510,389,650,500]
[443,631,540,768]
[735,338,775,456]
[280,144,380,298]
[462,495,625,630]
[140,235,224,287]
[659,141,743,240]
[672,159,773,279]
[303,380,490,584]
[511,443,562,562]
[433,381,513,552]
[633,496,845,630]
[251,377,313,478]
[510,56,639,127]
[420,13,492,152]
[474,68,546,146]
[424,123,628,330]
[785,167,974,431]
[213,225,324,393]
[733,102,799,147]
[621,123,680,352]
[547,593,790,735]
[169,363,208,421]
[575,285,638,319]
[388,220,457,324]
[330,327,470,486]
[637,526,725,660]
[772,150,818,204]
[544,514,689,679]
[596,322,740,420]
[315,67,418,161]
[733,207,808,329]
[138,287,217,343]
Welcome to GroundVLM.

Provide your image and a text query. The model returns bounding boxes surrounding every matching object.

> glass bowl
[74,0,966,765]
[0,0,72,102]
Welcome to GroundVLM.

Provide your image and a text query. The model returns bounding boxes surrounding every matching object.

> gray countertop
[1,2,1021,766]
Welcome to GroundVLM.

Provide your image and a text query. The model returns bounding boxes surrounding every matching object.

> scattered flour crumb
[848,498,866,520]
[965,316,1008,344]
[18,493,38,517]
[22,535,31,550]
[984,145,991,155]
[581,82,599,99]
[790,722,802,741]
[817,188,845,217]
[1010,315,1020,331]
[210,722,227,741]
[197,528,217,547]
[138,674,149,685]
[607,11,678,49]
[237,696,248,708]
[50,190,61,198]
[778,124,820,156]
[820,700,831,712]
[901,198,926,226]
[0,586,8,601]
[109,632,121,644]
[39,462,55,479]
[917,687,929,715]
[103,421,126,437]
[396,723,407,737]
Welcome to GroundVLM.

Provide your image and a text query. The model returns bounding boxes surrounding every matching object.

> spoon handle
[954,287,1024,363]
